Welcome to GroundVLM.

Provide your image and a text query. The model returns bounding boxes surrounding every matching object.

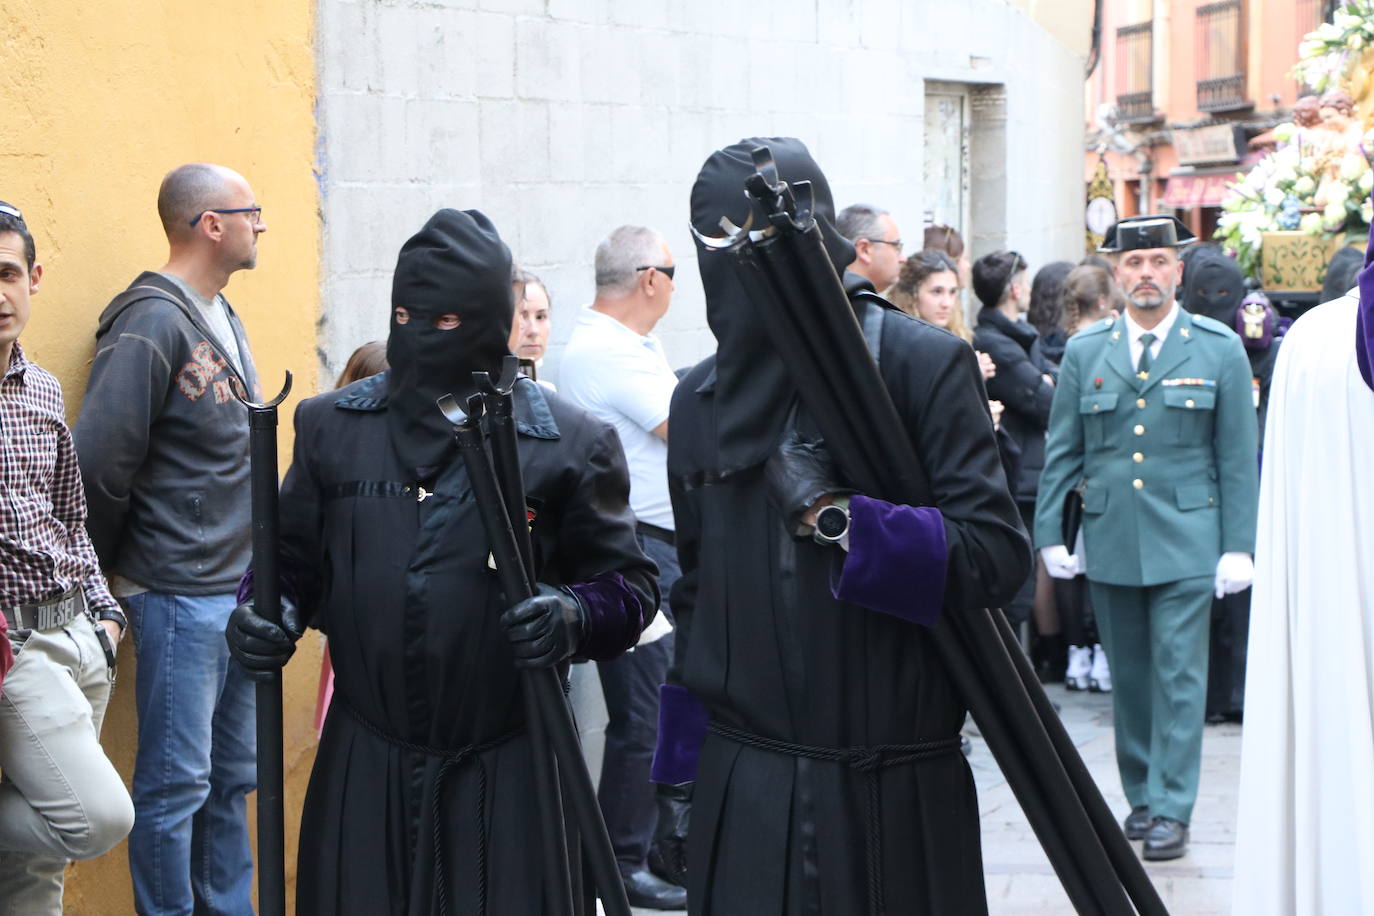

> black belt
[2,586,86,632]
[636,521,676,546]
[709,721,962,916]
[338,697,522,916]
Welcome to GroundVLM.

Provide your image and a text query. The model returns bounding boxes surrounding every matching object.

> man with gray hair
[837,202,904,294]
[74,163,265,914]
[559,225,686,909]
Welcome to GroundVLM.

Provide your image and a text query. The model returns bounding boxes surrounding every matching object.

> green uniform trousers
[1089,575,1211,825]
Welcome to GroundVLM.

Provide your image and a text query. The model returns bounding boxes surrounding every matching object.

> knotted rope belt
[339,697,522,916]
[709,720,963,916]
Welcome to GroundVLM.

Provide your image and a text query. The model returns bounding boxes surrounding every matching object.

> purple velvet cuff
[568,572,647,660]
[832,494,948,626]
[234,568,304,609]
[1358,210,1374,392]
[650,683,709,785]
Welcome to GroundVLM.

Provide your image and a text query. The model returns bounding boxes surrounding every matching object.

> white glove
[1041,545,1083,580]
[1214,552,1254,598]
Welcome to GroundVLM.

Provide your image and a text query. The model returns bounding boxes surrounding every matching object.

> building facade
[1085,0,1333,248]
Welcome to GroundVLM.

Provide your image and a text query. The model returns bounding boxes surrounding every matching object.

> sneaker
[1065,645,1093,691]
[1090,643,1112,693]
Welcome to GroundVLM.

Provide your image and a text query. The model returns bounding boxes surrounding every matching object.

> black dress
[280,373,657,916]
[668,303,1029,915]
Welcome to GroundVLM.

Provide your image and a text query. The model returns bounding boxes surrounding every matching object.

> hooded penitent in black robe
[281,210,657,915]
[1179,244,1273,719]
[664,139,1029,915]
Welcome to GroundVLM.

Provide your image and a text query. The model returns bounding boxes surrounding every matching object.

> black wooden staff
[233,371,294,916]
[438,390,632,916]
[475,361,575,916]
[696,146,1167,916]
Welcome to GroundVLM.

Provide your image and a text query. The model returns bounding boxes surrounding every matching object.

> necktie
[1136,332,1156,376]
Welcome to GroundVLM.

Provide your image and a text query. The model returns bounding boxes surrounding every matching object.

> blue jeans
[596,533,679,870]
[124,591,256,916]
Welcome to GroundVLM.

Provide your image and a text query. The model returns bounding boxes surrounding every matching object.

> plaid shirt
[1,343,118,617]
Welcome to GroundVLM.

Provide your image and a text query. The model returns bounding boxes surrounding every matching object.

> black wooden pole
[234,372,293,916]
[443,394,632,916]
[475,364,575,916]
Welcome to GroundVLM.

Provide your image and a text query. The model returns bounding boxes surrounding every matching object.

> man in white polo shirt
[559,224,685,910]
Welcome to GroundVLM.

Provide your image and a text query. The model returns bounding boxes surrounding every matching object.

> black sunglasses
[636,264,675,281]
[189,207,262,227]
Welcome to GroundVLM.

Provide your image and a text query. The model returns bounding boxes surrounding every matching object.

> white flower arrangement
[1216,3,1374,278]
[1293,2,1374,90]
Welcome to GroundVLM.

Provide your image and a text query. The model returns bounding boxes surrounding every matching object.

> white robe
[1233,295,1374,915]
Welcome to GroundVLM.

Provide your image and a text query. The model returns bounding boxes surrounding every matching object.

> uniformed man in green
[1035,215,1258,861]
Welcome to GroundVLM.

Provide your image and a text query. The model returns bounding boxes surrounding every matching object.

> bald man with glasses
[74,162,266,915]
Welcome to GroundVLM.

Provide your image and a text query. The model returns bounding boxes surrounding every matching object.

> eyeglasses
[189,207,263,227]
[0,203,23,222]
[636,265,676,280]
[866,238,903,252]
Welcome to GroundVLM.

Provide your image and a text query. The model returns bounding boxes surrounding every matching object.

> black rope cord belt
[339,697,522,916]
[709,720,963,916]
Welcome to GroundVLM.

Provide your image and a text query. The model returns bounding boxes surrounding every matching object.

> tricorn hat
[1098,215,1196,254]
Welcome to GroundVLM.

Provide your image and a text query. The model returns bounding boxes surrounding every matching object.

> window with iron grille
[1196,0,1249,112]
[1115,21,1154,122]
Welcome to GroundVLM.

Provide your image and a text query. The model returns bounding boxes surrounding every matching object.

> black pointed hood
[386,208,513,470]
[1180,245,1244,325]
[690,137,855,474]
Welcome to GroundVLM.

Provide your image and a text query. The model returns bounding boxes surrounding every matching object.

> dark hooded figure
[225,209,658,915]
[1178,243,1274,724]
[652,138,1028,915]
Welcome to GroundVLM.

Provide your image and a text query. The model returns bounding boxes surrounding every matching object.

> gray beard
[1128,287,1170,310]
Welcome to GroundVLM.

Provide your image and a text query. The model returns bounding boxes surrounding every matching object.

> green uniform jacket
[1034,308,1258,587]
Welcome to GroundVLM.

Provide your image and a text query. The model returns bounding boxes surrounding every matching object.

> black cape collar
[334,371,560,440]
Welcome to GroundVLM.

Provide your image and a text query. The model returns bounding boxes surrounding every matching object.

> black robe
[280,373,657,915]
[668,301,1030,915]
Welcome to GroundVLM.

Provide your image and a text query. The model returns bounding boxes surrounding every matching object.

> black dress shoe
[1142,817,1188,861]
[621,866,688,910]
[1123,805,1154,840]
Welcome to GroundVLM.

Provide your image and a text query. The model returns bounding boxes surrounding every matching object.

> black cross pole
[232,371,293,916]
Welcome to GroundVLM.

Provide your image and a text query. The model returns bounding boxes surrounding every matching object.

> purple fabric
[832,494,948,627]
[568,571,647,660]
[233,567,305,609]
[650,683,709,785]
[1236,291,1276,351]
[1360,210,1374,391]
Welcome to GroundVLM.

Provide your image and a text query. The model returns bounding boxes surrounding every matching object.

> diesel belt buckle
[35,593,79,631]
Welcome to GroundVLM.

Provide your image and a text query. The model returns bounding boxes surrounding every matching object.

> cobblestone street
[972,685,1241,915]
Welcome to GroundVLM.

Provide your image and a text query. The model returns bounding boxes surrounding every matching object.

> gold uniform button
[1133,478,1144,490]
[1136,398,1146,408]
[1133,452,1144,463]
[1185,398,1196,408]
[1133,424,1145,435]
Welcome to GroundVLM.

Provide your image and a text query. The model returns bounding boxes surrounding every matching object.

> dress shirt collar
[3,342,30,383]
[1123,301,1179,348]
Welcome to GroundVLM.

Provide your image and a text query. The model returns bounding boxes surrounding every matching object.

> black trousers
[1205,588,1250,718]
[596,531,679,869]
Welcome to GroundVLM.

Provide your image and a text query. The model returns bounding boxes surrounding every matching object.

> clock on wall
[1085,157,1117,253]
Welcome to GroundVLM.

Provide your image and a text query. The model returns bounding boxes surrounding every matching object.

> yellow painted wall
[0,1,320,913]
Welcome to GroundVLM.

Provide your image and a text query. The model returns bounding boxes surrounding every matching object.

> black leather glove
[765,425,849,536]
[225,599,305,682]
[499,583,586,669]
[647,781,691,888]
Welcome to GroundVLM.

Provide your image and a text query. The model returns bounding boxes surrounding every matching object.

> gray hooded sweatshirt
[74,272,260,594]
